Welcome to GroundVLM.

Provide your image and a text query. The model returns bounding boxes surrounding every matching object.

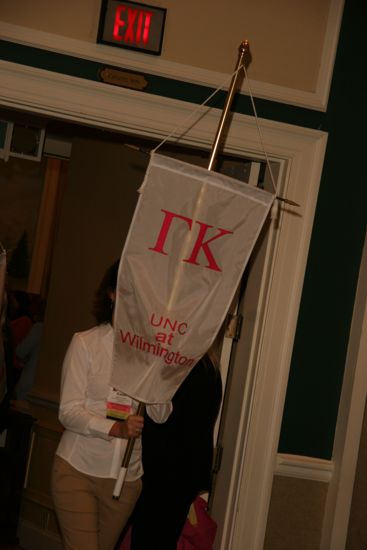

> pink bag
[177,497,217,550]
[119,496,217,550]
[119,526,131,550]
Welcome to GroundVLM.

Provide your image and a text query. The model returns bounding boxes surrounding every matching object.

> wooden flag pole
[166,40,250,312]
[112,41,250,500]
[113,402,145,499]
[208,40,250,171]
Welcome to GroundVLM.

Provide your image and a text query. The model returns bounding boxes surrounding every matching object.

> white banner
[111,153,274,403]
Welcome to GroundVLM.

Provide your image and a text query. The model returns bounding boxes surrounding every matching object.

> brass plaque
[100,67,148,90]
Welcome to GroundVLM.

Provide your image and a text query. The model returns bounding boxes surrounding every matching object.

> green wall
[279,0,367,458]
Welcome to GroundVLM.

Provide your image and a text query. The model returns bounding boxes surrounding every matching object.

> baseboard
[275,453,333,483]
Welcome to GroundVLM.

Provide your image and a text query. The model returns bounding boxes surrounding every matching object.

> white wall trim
[320,231,367,550]
[219,127,327,550]
[276,454,333,483]
[0,0,344,112]
[0,58,326,155]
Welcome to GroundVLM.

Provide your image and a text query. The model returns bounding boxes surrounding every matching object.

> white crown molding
[0,0,344,112]
[0,59,217,145]
[276,453,333,483]
[0,58,325,157]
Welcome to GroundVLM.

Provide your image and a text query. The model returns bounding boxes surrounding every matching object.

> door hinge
[225,313,243,341]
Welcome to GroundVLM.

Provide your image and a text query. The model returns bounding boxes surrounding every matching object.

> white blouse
[56,323,172,480]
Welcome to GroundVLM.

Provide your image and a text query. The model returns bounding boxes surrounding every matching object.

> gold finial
[239,40,251,66]
[239,39,249,53]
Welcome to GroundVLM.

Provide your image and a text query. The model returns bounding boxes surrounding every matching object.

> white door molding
[211,122,327,549]
[0,58,327,548]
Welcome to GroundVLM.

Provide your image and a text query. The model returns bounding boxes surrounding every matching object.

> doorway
[1,96,327,548]
[34,126,281,416]
[42,130,290,550]
[42,131,287,550]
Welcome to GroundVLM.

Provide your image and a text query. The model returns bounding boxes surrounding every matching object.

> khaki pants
[51,455,141,550]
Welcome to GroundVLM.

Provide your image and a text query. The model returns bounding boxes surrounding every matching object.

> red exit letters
[149,209,233,272]
[113,5,153,45]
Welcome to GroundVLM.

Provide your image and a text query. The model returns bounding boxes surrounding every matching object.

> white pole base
[113,467,127,499]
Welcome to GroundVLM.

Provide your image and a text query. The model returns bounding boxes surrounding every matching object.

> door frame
[0,58,327,548]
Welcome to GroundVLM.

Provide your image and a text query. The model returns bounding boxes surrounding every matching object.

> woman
[128,349,222,549]
[51,260,172,550]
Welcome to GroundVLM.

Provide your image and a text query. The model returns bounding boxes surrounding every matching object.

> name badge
[106,387,132,421]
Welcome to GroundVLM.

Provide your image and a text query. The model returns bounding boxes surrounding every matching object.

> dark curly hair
[92,260,120,325]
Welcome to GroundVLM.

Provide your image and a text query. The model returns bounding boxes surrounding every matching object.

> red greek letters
[149,210,192,256]
[149,209,233,272]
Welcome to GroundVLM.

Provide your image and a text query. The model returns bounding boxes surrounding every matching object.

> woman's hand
[109,414,144,439]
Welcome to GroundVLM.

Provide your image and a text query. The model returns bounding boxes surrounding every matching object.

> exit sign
[97,0,166,55]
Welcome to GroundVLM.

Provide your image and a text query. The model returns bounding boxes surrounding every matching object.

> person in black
[128,353,222,550]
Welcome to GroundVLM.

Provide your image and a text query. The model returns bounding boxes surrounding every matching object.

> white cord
[241,64,277,195]
[151,65,244,154]
[150,58,298,206]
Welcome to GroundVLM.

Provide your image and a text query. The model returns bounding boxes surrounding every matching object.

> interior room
[0,1,367,549]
